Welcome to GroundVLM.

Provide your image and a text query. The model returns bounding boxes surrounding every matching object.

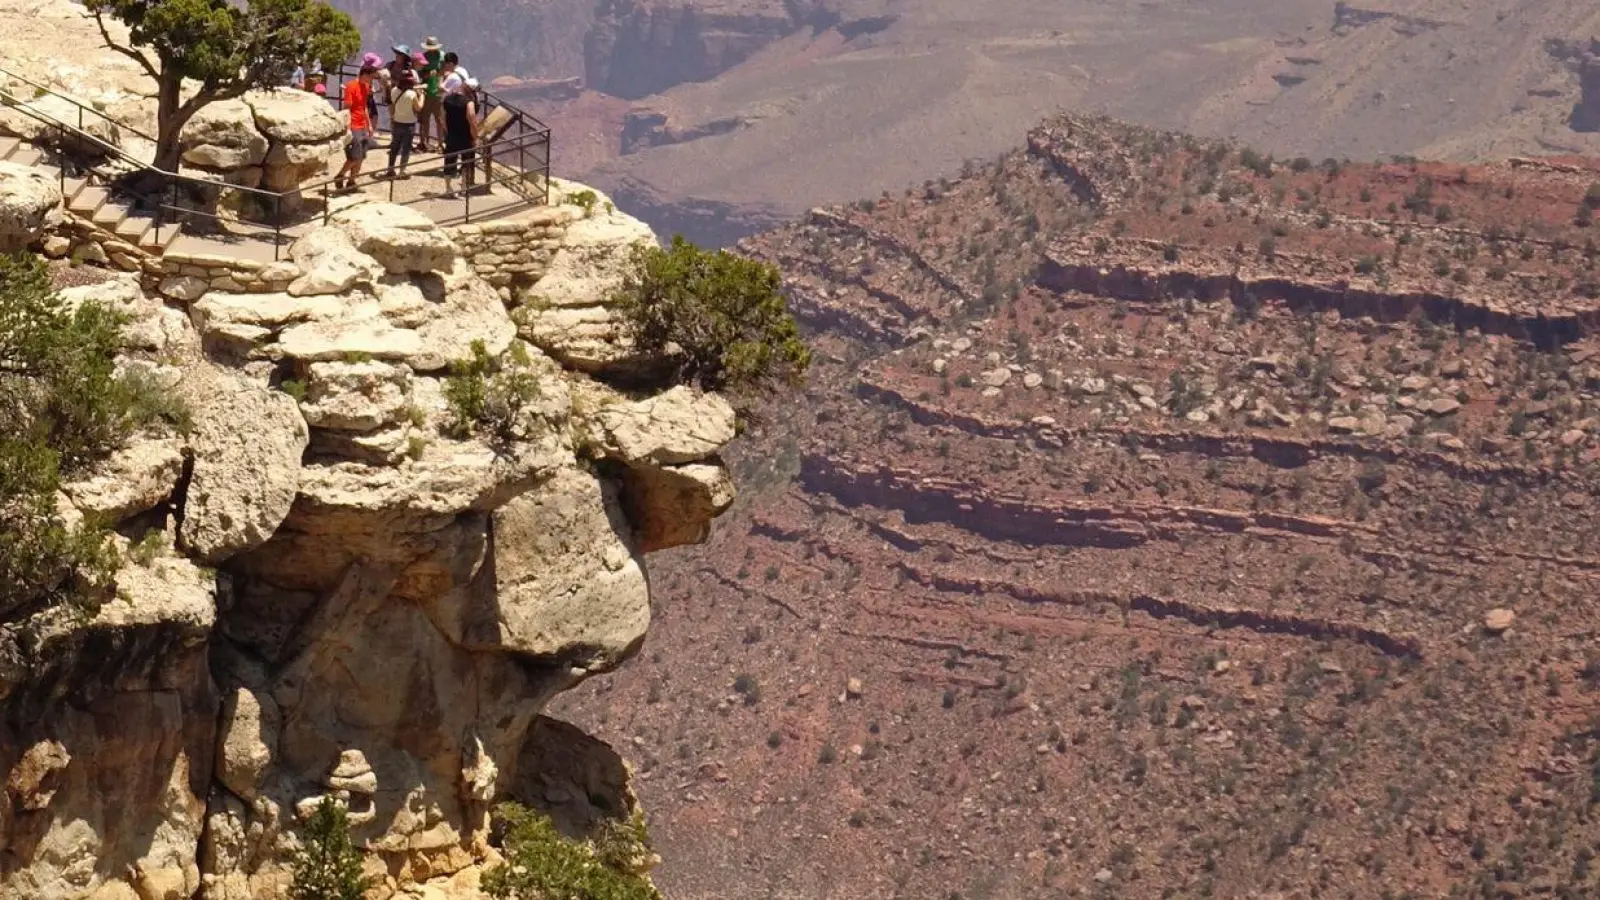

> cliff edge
[0,184,737,900]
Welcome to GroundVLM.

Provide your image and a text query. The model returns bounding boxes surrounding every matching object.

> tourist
[441,52,471,95]
[441,76,480,197]
[385,71,420,179]
[289,63,305,90]
[385,44,414,96]
[360,51,384,126]
[416,37,445,153]
[334,65,376,193]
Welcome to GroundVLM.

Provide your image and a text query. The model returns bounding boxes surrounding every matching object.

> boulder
[619,462,735,552]
[60,274,194,355]
[158,275,210,302]
[517,201,653,371]
[422,469,650,667]
[1483,608,1515,634]
[215,686,278,800]
[180,99,269,170]
[587,385,736,466]
[299,360,413,432]
[276,318,425,363]
[328,202,458,274]
[190,291,344,334]
[286,227,383,296]
[245,89,345,145]
[0,159,61,250]
[61,437,185,522]
[177,368,309,563]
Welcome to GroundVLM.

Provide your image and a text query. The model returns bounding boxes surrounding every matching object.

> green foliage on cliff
[0,253,184,620]
[482,803,660,900]
[615,235,810,400]
[289,797,373,900]
[443,339,544,442]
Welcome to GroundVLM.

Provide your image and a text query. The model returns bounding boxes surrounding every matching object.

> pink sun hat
[361,51,383,69]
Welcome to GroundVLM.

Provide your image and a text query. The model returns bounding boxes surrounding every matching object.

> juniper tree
[614,235,810,402]
[85,0,360,172]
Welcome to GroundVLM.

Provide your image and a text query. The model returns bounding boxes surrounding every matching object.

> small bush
[483,803,659,900]
[289,797,372,900]
[565,189,600,216]
[443,340,543,441]
[0,253,185,621]
[615,236,809,400]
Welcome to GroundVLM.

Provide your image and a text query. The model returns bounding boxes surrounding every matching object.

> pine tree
[289,797,372,900]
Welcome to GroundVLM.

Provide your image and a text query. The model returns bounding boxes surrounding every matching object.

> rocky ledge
[0,186,736,900]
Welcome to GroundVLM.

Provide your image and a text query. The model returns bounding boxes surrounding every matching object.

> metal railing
[0,66,294,258]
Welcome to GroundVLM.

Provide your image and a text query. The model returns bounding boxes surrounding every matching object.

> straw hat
[421,36,442,52]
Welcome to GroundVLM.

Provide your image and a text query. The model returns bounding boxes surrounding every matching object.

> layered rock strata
[0,186,736,900]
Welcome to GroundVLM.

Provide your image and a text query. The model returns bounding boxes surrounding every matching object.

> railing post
[274,194,282,261]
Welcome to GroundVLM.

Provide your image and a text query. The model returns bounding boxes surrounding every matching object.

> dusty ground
[553,115,1600,900]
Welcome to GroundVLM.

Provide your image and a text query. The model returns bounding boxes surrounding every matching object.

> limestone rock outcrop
[0,159,61,251]
[179,90,345,194]
[0,186,740,900]
[514,185,656,372]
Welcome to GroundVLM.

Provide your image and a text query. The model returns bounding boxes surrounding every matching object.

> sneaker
[332,177,346,192]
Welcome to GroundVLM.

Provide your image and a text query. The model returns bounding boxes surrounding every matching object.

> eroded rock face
[0,187,740,899]
[0,159,61,251]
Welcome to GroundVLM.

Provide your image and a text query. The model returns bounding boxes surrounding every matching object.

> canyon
[554,115,1600,899]
[329,0,1600,245]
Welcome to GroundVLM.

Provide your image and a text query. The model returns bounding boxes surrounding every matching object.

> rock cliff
[0,186,738,900]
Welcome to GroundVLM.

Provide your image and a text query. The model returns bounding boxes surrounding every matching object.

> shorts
[345,129,370,161]
[421,95,443,124]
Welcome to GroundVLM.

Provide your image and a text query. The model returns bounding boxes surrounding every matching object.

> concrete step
[113,214,156,244]
[0,137,17,160]
[61,176,88,202]
[143,223,182,254]
[7,145,43,166]
[68,185,108,217]
[90,199,128,230]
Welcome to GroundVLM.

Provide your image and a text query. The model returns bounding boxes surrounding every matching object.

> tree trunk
[152,72,187,173]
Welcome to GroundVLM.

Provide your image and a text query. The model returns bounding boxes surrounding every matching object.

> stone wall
[446,207,575,302]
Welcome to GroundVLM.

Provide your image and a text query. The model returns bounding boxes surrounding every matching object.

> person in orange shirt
[335,66,377,193]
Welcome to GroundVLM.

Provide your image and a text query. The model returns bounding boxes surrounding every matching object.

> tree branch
[85,9,159,82]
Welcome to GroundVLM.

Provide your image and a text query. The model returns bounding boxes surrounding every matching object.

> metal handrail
[302,127,551,224]
[0,62,158,145]
[0,80,292,257]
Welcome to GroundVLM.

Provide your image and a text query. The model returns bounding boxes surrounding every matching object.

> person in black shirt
[441,77,480,197]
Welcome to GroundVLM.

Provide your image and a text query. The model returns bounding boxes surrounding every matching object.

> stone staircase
[0,134,182,254]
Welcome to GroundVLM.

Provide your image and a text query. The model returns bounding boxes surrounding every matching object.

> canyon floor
[554,115,1600,900]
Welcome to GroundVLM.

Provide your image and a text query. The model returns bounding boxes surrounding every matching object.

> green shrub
[443,340,544,441]
[565,189,600,216]
[289,797,372,900]
[483,803,659,900]
[0,252,184,620]
[614,236,809,399]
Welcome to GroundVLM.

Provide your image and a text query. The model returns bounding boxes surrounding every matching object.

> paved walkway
[168,132,546,261]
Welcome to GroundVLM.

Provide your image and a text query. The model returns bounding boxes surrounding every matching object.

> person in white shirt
[440,52,471,95]
[385,71,421,178]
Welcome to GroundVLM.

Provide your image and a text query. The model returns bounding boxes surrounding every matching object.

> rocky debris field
[554,116,1600,900]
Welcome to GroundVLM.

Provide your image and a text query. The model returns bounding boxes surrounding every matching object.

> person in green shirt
[416,37,444,152]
